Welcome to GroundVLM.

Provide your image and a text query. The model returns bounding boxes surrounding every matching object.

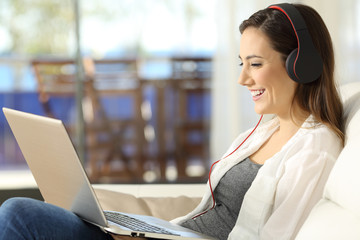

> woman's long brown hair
[240,4,344,145]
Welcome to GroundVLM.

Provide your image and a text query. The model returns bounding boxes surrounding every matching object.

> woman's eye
[251,63,262,67]
[239,62,244,67]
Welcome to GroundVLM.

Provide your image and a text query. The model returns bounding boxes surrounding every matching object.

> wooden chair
[86,58,146,182]
[171,57,212,182]
[31,58,145,183]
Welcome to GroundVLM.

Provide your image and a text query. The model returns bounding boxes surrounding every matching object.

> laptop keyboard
[104,211,179,236]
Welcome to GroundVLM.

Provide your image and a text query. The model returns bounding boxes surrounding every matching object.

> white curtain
[210,0,360,160]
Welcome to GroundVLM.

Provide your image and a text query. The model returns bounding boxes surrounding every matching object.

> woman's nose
[237,68,251,86]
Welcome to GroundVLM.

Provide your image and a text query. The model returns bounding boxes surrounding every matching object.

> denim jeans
[0,197,114,240]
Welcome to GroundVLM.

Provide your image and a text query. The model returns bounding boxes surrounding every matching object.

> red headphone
[269,3,323,84]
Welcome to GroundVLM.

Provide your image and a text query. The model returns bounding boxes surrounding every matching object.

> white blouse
[172,115,342,240]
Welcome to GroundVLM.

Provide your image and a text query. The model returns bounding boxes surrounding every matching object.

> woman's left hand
[110,234,148,240]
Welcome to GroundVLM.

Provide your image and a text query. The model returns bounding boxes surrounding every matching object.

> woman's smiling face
[238,27,298,118]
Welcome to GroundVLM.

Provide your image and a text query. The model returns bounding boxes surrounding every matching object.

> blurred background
[0,0,359,187]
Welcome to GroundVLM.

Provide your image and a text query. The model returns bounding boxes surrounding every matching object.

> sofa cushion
[324,82,360,218]
[296,199,360,239]
[94,188,201,221]
[296,82,360,239]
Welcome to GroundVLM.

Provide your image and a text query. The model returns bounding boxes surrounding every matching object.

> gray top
[181,158,262,240]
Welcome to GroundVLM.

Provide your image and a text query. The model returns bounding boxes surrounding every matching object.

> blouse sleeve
[260,149,337,239]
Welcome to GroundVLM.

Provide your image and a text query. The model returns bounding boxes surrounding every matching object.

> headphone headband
[269,3,323,84]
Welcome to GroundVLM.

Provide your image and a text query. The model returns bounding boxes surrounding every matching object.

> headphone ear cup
[285,49,298,82]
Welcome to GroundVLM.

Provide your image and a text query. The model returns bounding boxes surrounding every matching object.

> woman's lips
[250,89,265,101]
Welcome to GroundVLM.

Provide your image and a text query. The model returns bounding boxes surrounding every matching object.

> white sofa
[95,81,360,238]
[94,184,204,221]
[296,81,360,239]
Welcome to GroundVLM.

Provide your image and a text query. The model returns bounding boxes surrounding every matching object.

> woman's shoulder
[301,118,340,143]
[288,119,342,159]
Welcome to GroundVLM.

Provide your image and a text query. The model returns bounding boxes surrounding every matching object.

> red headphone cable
[192,114,263,219]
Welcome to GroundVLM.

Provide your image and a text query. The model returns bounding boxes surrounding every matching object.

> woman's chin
[254,107,266,115]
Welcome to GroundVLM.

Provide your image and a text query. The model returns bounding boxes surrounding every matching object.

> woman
[0,3,343,240]
[173,3,344,240]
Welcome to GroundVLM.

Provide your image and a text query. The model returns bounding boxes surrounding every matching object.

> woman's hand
[110,234,148,240]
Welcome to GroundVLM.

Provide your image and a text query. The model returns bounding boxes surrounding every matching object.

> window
[0,0,215,183]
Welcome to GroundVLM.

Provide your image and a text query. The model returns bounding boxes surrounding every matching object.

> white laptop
[3,107,214,240]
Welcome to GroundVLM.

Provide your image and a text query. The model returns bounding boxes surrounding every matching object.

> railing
[0,56,212,183]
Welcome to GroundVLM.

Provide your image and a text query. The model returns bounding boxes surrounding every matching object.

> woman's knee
[0,197,112,239]
[0,198,46,239]
[2,197,40,207]
[1,197,45,217]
